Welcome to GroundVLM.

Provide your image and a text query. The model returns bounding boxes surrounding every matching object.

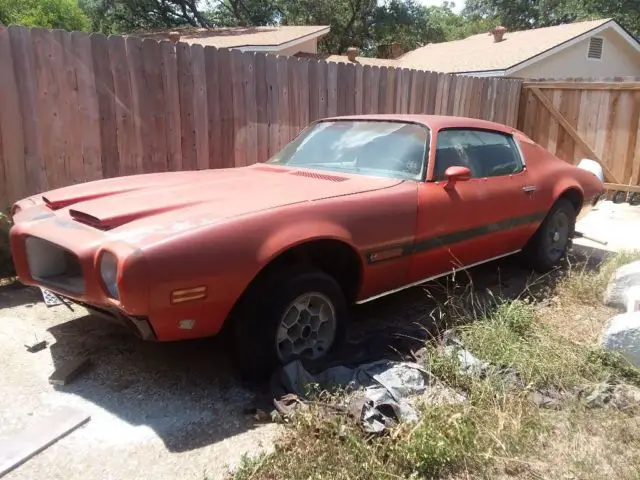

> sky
[417,0,465,14]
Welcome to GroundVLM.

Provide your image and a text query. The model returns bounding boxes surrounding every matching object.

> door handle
[522,185,537,193]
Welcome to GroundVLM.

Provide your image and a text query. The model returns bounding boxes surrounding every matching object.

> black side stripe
[366,211,547,264]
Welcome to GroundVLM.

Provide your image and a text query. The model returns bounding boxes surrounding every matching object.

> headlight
[99,252,119,299]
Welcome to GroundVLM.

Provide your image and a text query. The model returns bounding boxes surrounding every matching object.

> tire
[232,268,347,380]
[522,198,576,273]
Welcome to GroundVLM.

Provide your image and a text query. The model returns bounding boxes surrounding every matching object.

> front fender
[257,220,359,265]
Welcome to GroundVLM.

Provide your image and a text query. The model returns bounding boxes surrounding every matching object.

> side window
[433,129,524,181]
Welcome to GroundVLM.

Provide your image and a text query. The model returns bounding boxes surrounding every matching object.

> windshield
[267,120,429,181]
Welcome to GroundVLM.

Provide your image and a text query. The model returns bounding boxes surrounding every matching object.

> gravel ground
[0,200,634,480]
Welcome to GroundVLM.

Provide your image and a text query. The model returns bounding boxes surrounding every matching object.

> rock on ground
[604,261,640,311]
[602,312,640,368]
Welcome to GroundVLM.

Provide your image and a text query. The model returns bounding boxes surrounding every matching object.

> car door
[406,127,541,284]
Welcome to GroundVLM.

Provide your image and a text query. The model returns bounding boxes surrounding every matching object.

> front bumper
[77,301,157,341]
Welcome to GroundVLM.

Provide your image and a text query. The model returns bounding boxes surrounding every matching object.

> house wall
[511,27,640,79]
[276,37,318,56]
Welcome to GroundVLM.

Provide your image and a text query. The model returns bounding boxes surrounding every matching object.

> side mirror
[444,166,471,188]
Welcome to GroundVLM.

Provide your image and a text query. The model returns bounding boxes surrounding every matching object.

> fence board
[142,39,168,173]
[243,51,258,166]
[161,41,182,171]
[59,30,84,184]
[231,50,247,167]
[91,34,118,178]
[191,44,209,170]
[265,53,279,156]
[72,32,102,182]
[110,35,137,176]
[254,53,269,163]
[0,25,26,205]
[217,48,234,168]
[177,42,197,170]
[125,36,146,174]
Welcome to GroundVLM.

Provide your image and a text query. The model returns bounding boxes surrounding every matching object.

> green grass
[232,252,640,480]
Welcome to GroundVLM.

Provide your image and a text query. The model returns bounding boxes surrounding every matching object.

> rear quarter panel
[516,133,603,214]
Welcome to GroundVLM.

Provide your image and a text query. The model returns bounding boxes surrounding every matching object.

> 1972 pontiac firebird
[10,115,604,377]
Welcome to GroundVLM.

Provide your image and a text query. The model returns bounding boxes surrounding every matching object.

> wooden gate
[519,79,640,194]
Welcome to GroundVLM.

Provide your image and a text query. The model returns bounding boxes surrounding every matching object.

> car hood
[39,165,403,231]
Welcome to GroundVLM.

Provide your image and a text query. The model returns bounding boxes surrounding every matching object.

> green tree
[462,0,640,35]
[0,0,90,30]
[80,0,212,34]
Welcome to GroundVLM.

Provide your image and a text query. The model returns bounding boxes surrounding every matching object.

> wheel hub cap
[276,292,336,363]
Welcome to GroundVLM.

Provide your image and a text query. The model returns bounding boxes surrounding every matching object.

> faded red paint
[9,115,604,342]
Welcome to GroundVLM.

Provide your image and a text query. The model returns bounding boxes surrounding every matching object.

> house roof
[400,18,613,74]
[327,18,640,75]
[137,25,330,52]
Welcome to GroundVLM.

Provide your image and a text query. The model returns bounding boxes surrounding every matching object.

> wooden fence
[519,78,640,193]
[0,25,522,211]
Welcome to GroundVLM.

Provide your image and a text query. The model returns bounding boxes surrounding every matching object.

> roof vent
[491,26,506,43]
[588,37,604,59]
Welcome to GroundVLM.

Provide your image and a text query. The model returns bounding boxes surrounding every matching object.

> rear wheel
[232,268,347,379]
[523,198,576,272]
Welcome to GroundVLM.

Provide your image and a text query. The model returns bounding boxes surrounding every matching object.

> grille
[25,236,85,294]
[289,170,348,182]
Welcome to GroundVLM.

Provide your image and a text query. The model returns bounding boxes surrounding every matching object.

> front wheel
[523,198,576,273]
[232,268,347,379]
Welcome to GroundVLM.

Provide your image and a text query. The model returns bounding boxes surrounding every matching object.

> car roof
[320,114,517,135]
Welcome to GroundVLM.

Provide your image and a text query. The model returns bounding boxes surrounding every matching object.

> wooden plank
[316,60,328,119]
[231,50,247,166]
[48,357,91,385]
[204,47,221,168]
[361,65,371,114]
[434,73,449,115]
[0,25,27,206]
[0,407,90,477]
[176,41,197,170]
[385,67,396,113]
[124,36,145,174]
[396,67,410,114]
[378,67,388,113]
[529,87,619,183]
[623,91,640,183]
[265,53,279,156]
[297,58,310,132]
[336,62,347,116]
[142,39,168,173]
[524,81,640,91]
[354,63,363,114]
[603,84,621,180]
[308,57,320,121]
[217,48,234,168]
[191,43,209,170]
[409,69,423,114]
[327,60,338,117]
[91,34,118,178]
[555,86,573,162]
[604,183,640,193]
[58,30,84,185]
[161,40,182,171]
[370,66,380,113]
[446,74,457,115]
[14,26,46,194]
[31,28,58,190]
[547,88,562,155]
[71,32,102,182]
[254,53,269,163]
[110,35,137,176]
[611,89,635,183]
[344,62,356,116]
[276,56,291,151]
[424,71,438,114]
[243,52,258,166]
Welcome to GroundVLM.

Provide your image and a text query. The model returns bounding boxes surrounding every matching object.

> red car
[10,115,604,377]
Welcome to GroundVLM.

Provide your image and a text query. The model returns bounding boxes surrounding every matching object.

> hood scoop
[69,201,200,230]
[289,170,348,182]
